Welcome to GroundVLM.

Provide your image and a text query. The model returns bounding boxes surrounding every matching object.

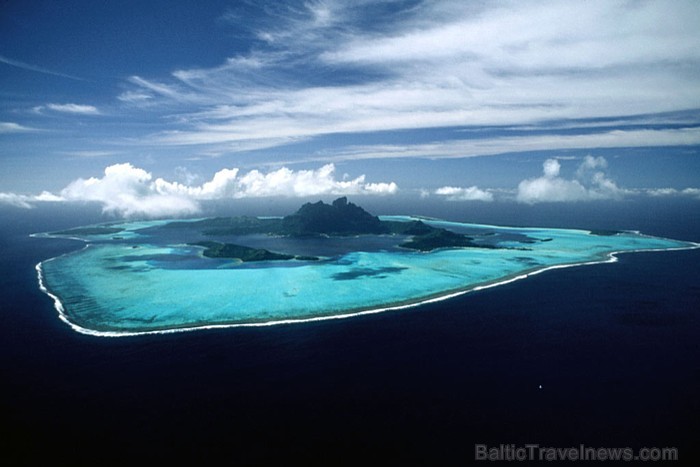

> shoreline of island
[35,239,700,338]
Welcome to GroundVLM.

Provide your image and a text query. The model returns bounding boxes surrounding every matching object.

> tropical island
[36,198,697,336]
[167,196,507,260]
[191,241,320,262]
[52,226,125,236]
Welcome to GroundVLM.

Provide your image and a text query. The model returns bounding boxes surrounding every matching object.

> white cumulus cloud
[0,191,61,208]
[516,156,624,203]
[59,163,199,218]
[434,186,494,202]
[2,163,398,218]
[154,163,398,199]
[364,182,399,195]
[0,193,34,209]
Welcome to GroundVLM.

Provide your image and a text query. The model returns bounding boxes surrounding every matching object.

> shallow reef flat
[37,215,697,336]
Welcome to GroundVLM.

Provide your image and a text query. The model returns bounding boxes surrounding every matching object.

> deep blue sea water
[1,199,698,465]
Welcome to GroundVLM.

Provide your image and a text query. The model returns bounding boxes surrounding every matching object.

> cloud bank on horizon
[1,0,699,205]
[0,163,398,217]
[2,157,698,218]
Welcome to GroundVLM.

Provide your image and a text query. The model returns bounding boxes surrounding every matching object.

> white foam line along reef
[33,218,700,337]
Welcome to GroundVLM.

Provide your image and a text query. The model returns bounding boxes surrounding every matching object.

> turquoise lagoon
[36,217,698,336]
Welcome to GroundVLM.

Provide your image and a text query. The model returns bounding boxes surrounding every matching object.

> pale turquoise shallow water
[37,217,697,336]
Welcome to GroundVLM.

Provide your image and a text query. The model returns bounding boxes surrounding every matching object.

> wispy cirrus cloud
[260,127,700,166]
[645,187,700,199]
[0,122,38,133]
[0,54,84,81]
[60,150,118,158]
[115,0,700,157]
[117,90,154,104]
[126,76,195,102]
[43,103,101,115]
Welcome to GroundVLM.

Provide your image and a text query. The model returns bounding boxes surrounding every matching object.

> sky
[1,0,700,217]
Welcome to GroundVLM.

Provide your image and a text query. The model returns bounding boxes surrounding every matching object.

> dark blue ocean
[1,198,698,465]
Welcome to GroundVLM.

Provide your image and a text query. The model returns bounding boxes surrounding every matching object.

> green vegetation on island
[191,241,318,262]
[167,197,521,254]
[166,216,283,236]
[589,230,623,236]
[167,197,385,236]
[398,228,497,252]
[281,196,385,235]
[52,226,125,236]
